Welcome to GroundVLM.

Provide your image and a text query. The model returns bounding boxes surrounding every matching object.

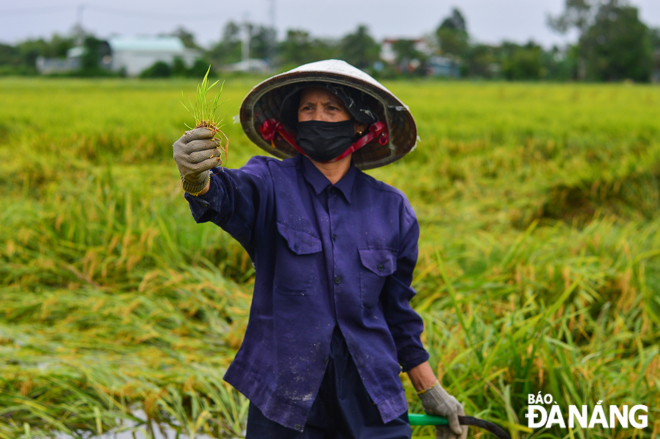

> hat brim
[240,60,417,170]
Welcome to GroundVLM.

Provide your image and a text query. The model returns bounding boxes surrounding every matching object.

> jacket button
[334,276,341,284]
[332,234,337,241]
[294,424,302,431]
[324,357,330,364]
[378,264,384,272]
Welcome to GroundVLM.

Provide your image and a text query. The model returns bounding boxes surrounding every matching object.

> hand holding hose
[418,381,468,439]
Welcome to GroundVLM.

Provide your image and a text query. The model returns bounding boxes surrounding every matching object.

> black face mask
[296,120,355,162]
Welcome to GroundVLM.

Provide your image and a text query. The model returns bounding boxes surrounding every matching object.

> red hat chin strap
[259,119,389,163]
[259,119,304,154]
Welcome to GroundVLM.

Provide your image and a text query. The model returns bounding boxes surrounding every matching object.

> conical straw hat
[240,59,418,170]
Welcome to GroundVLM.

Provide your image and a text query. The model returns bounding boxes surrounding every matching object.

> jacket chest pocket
[274,221,322,295]
[358,247,397,310]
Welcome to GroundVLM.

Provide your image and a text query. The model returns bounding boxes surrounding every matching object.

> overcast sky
[1,0,659,48]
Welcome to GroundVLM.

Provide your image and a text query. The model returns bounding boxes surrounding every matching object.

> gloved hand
[418,381,468,439]
[172,127,221,195]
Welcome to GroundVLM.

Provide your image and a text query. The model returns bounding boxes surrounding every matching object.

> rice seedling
[180,66,229,164]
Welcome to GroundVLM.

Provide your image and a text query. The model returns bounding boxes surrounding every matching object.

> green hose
[408,413,449,426]
[408,414,511,439]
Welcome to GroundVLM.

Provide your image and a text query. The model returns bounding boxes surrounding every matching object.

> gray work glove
[418,381,468,439]
[172,127,221,195]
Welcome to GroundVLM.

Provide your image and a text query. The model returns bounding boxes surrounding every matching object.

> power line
[0,4,230,22]
[0,5,77,16]
[85,5,227,22]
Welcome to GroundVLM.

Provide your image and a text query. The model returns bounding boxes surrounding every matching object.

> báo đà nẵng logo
[525,393,648,429]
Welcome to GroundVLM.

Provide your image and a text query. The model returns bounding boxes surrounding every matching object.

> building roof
[107,36,185,52]
[382,38,425,44]
[67,46,86,58]
[224,58,270,73]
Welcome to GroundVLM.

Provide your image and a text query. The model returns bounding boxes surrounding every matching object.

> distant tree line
[546,0,658,81]
[0,33,74,76]
[1,0,658,81]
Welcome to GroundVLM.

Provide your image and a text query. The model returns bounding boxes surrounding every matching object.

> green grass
[0,78,659,438]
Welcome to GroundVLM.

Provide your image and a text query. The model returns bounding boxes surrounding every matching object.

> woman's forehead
[299,86,346,106]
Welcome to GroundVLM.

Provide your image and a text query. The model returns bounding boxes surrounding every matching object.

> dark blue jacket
[185,153,429,431]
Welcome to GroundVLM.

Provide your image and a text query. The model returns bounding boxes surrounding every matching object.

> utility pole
[269,0,276,70]
[77,4,84,25]
[74,4,85,45]
[242,14,251,65]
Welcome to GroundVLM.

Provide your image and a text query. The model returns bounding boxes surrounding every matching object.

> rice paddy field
[0,77,659,439]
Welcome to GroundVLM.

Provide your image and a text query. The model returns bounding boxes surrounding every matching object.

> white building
[36,35,200,76]
[380,38,432,64]
[107,36,199,76]
[222,59,270,73]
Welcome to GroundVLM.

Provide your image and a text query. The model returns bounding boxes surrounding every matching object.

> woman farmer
[173,60,467,439]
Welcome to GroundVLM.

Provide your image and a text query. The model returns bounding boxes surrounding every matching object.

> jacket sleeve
[381,199,430,372]
[184,156,271,258]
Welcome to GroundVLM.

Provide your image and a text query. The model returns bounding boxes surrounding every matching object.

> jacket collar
[300,154,356,203]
